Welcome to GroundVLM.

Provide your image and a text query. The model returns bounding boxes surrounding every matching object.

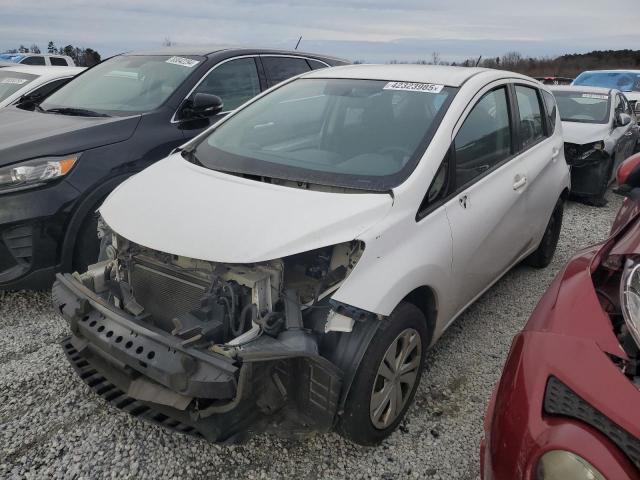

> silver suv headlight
[621,258,640,347]
[0,154,80,193]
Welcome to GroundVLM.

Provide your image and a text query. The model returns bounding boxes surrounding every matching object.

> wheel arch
[400,285,437,346]
[60,174,135,272]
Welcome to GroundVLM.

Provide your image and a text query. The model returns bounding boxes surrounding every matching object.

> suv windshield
[0,71,37,102]
[193,78,456,190]
[41,54,204,116]
[573,71,640,93]
[553,90,611,124]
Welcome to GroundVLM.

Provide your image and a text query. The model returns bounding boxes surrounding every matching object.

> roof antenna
[295,36,302,50]
[475,55,482,67]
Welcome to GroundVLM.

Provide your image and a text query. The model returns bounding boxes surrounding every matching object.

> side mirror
[617,153,640,188]
[617,112,632,127]
[181,93,223,120]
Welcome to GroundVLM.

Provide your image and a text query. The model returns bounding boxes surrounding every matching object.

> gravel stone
[0,193,623,479]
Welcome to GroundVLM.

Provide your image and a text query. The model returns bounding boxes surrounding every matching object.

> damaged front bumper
[53,273,344,443]
[565,143,612,197]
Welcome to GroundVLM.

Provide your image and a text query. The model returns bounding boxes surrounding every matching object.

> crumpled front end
[54,226,373,442]
[564,141,612,197]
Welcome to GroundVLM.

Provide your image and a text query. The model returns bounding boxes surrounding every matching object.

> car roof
[125,45,346,62]
[578,69,640,74]
[551,85,613,95]
[1,65,84,78]
[302,64,531,87]
[13,53,71,58]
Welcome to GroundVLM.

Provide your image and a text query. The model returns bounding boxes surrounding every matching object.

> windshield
[193,78,456,190]
[552,90,611,124]
[0,54,24,63]
[40,54,204,116]
[573,71,640,93]
[0,71,38,102]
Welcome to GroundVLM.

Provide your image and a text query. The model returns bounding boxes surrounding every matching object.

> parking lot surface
[0,193,623,480]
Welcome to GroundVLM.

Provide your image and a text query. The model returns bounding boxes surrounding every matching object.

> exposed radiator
[129,257,209,331]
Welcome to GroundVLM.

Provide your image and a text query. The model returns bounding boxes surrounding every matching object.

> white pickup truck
[0,52,75,67]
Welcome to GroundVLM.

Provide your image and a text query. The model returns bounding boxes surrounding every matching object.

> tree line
[365,49,640,78]
[3,42,101,67]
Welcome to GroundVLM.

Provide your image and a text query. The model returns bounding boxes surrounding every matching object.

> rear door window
[515,86,545,149]
[21,56,45,66]
[190,57,261,112]
[262,57,311,87]
[454,87,512,187]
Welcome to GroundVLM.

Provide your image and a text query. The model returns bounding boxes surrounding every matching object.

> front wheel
[525,197,564,269]
[336,302,428,445]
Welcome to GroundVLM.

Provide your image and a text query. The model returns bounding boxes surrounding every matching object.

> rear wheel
[525,197,563,269]
[336,302,427,445]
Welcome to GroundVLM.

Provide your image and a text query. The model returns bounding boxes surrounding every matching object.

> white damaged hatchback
[54,65,570,445]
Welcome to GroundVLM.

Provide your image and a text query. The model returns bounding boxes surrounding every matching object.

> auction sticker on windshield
[384,82,444,93]
[166,56,200,68]
[1,78,28,85]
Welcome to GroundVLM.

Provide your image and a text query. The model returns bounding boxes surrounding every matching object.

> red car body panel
[481,192,640,479]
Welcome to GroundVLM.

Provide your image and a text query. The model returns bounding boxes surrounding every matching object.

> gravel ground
[0,192,624,480]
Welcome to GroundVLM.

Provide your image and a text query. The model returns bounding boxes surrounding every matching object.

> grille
[3,225,33,265]
[544,376,640,470]
[129,258,209,330]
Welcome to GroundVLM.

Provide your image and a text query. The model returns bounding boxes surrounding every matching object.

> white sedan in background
[54,64,570,446]
[0,65,84,109]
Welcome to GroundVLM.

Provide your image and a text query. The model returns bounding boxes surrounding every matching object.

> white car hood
[561,121,611,145]
[100,153,393,263]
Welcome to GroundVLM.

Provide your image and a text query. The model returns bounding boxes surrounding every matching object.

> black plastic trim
[544,376,640,471]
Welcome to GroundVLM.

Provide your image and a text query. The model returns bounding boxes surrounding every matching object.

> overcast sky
[3,0,639,62]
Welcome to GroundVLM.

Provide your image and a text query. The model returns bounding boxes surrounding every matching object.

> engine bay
[77,227,365,351]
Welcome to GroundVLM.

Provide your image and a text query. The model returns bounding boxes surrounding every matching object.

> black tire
[72,208,101,273]
[336,302,428,446]
[525,198,563,269]
[587,156,614,207]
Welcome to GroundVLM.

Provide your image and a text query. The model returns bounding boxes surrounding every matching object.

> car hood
[100,153,394,263]
[0,107,141,167]
[561,121,612,145]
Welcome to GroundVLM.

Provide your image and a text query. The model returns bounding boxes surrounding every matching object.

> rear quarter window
[50,57,68,66]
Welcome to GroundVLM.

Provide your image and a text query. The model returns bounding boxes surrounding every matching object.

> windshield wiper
[44,107,110,118]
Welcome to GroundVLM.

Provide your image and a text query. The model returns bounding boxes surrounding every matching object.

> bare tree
[162,37,173,47]
[501,51,523,68]
[29,44,41,54]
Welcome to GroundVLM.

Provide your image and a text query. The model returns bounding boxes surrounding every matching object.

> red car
[481,153,640,480]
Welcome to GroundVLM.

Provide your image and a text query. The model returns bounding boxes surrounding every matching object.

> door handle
[459,194,469,209]
[513,175,527,190]
[552,148,560,158]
